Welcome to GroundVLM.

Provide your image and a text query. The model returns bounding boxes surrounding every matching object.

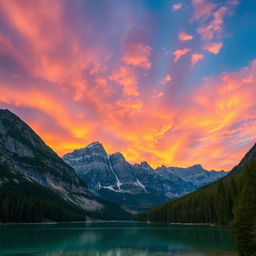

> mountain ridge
[66,141,225,172]
[63,141,227,212]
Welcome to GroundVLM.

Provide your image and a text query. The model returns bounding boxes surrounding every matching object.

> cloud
[160,74,172,84]
[153,91,164,98]
[172,48,191,62]
[192,0,239,55]
[178,31,193,41]
[110,66,139,96]
[196,6,228,40]
[0,0,253,172]
[123,43,152,70]
[116,97,143,116]
[172,4,182,12]
[192,0,216,21]
[204,41,223,54]
[191,53,204,65]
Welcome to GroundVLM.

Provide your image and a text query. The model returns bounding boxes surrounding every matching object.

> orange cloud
[204,42,223,54]
[191,53,204,65]
[116,97,143,116]
[172,48,191,62]
[178,31,193,41]
[123,43,152,70]
[110,66,139,96]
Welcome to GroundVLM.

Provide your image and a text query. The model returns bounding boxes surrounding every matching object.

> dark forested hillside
[138,143,256,225]
[0,163,131,222]
[0,164,86,223]
[231,160,256,256]
[138,170,242,224]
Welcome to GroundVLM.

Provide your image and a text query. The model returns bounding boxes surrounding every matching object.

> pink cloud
[172,48,191,62]
[196,6,228,40]
[192,0,238,55]
[178,31,193,41]
[123,43,152,70]
[160,74,172,84]
[192,0,216,21]
[191,53,204,65]
[153,91,164,98]
[172,4,182,11]
[204,42,223,54]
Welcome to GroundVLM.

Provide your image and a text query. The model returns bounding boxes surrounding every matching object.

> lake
[0,222,238,256]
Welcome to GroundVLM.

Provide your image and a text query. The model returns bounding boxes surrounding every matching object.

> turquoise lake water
[0,222,238,256]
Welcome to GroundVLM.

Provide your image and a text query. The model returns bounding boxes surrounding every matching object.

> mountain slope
[0,109,130,222]
[63,142,227,212]
[231,159,256,255]
[0,163,86,222]
[138,142,256,224]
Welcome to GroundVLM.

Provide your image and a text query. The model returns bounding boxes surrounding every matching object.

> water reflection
[0,222,238,256]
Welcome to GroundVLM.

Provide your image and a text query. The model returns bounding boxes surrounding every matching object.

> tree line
[138,160,256,255]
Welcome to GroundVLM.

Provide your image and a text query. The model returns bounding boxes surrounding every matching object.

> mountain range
[63,142,226,212]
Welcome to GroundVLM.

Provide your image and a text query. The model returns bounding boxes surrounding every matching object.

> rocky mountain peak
[134,161,153,170]
[110,152,126,162]
[141,161,150,167]
[87,141,104,149]
[0,109,56,158]
[0,109,12,116]
[155,165,167,172]
[63,141,108,166]
[75,141,106,155]
[190,164,204,170]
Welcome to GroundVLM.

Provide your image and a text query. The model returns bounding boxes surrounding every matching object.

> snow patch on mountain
[136,179,147,192]
[108,154,122,190]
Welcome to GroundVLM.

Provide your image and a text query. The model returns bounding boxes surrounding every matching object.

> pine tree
[232,160,256,256]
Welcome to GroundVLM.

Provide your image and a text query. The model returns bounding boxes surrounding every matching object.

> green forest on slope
[232,160,256,256]
[138,143,256,225]
[0,164,86,223]
[0,164,132,222]
[138,169,242,224]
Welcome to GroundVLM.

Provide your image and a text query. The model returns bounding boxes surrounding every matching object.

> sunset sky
[0,0,256,171]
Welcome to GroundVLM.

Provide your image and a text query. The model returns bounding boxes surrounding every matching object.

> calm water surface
[0,222,238,256]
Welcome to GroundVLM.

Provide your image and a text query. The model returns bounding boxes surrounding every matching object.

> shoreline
[0,220,229,227]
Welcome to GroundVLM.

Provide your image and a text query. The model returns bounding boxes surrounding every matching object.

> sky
[0,0,256,171]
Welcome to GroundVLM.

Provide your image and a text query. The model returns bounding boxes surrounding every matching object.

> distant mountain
[138,142,256,224]
[0,109,130,222]
[63,142,227,212]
